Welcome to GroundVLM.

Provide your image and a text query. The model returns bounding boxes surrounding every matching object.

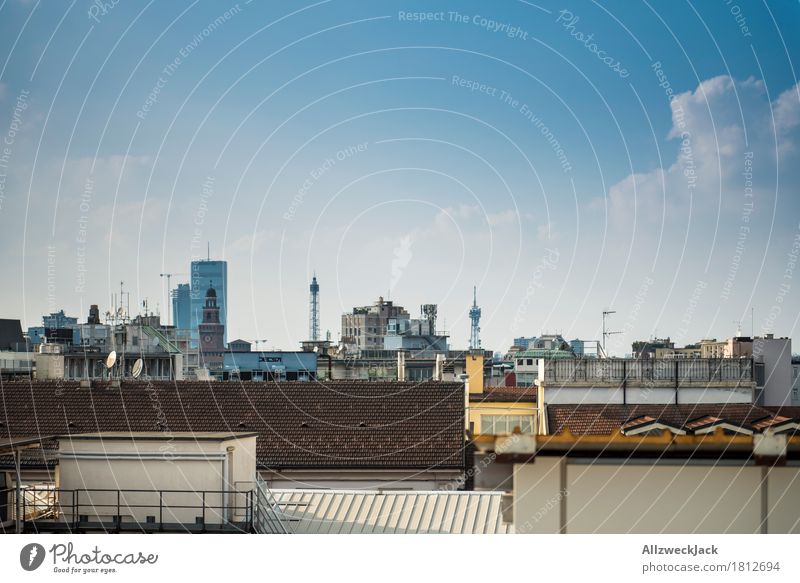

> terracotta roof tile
[548,403,775,435]
[470,386,535,403]
[0,380,465,470]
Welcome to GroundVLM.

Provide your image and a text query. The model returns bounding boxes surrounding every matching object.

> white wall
[512,459,800,534]
[754,337,792,406]
[58,434,256,525]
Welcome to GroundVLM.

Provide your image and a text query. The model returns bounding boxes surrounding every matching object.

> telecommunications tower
[469,286,481,350]
[309,274,320,341]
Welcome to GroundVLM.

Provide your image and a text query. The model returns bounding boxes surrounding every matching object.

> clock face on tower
[203,335,212,343]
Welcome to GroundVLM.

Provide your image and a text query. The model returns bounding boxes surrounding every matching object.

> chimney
[434,353,444,381]
[397,351,406,381]
[536,359,548,436]
[466,350,484,394]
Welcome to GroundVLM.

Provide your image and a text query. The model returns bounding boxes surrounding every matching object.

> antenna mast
[602,310,621,356]
[309,273,320,341]
[469,286,481,350]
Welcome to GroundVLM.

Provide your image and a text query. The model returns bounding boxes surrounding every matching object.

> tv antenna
[602,310,621,356]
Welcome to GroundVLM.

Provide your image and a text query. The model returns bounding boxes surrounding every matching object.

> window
[481,414,535,434]
[517,359,523,366]
[527,359,533,366]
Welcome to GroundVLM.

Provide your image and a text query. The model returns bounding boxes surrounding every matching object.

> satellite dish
[105,351,117,369]
[132,358,143,379]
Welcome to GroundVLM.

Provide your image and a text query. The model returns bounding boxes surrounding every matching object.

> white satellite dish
[132,358,143,379]
[105,350,117,369]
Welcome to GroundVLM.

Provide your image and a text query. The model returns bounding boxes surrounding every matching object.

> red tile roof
[470,385,535,403]
[0,380,465,470]
[547,403,776,435]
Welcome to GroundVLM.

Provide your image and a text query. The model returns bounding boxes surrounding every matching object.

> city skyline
[0,1,798,354]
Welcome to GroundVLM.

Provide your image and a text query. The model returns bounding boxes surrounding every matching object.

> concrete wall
[513,459,800,533]
[58,434,256,525]
[754,337,792,406]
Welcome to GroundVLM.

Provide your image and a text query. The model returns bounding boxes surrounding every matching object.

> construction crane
[160,272,187,326]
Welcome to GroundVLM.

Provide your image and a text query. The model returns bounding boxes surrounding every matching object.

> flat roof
[58,431,259,441]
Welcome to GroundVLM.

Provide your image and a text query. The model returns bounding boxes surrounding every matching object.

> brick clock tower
[199,283,225,371]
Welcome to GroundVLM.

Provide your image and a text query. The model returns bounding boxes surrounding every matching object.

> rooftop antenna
[602,310,621,356]
[132,358,143,379]
[105,350,117,379]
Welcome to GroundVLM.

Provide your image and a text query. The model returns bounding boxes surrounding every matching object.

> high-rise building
[190,259,227,344]
[341,297,409,353]
[172,283,191,331]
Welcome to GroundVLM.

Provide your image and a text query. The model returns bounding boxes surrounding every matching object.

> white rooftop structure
[269,489,511,534]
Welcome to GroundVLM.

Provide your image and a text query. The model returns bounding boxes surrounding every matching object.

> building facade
[341,297,409,353]
[172,283,191,331]
[199,285,225,372]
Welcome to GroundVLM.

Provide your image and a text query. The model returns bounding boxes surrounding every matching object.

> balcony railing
[1,486,253,533]
[537,358,753,385]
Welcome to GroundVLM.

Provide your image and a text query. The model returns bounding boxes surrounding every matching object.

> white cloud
[603,76,800,225]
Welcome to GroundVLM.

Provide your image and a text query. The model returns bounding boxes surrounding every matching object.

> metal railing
[2,486,254,533]
[252,477,291,534]
[537,358,753,384]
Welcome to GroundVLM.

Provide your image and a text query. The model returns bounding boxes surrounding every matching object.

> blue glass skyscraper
[171,283,191,331]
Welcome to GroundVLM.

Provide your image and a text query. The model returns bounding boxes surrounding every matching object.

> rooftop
[547,403,788,436]
[0,380,465,470]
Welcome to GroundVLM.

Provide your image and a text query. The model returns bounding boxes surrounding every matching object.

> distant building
[383,306,448,355]
[513,336,537,350]
[631,337,674,359]
[341,297,409,353]
[228,338,252,352]
[223,350,317,381]
[752,334,792,406]
[87,304,101,325]
[42,309,78,329]
[190,259,227,344]
[171,283,191,331]
[27,310,80,346]
[199,284,225,372]
[569,338,584,356]
[0,319,33,379]
[655,344,702,358]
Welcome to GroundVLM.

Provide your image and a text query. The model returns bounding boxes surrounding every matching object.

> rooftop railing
[1,486,253,534]
[538,357,753,385]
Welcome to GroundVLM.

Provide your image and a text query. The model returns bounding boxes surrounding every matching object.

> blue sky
[0,0,798,354]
